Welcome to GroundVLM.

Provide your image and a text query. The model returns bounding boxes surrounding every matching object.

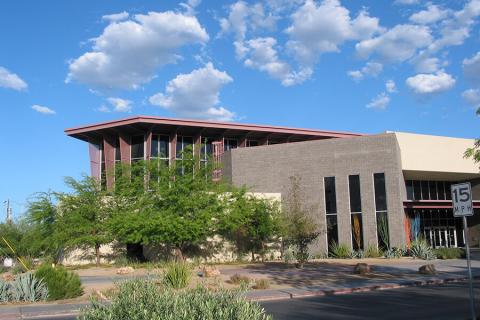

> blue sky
[0,0,479,218]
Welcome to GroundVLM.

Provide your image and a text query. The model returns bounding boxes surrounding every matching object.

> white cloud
[286,0,382,65]
[386,80,397,93]
[410,52,442,73]
[242,37,310,86]
[67,11,209,90]
[149,63,235,121]
[180,0,201,16]
[32,104,56,115]
[462,88,480,107]
[347,61,383,81]
[356,24,432,63]
[405,70,455,95]
[0,66,27,91]
[394,0,419,5]
[102,11,129,23]
[97,105,111,113]
[463,51,480,85]
[409,4,449,25]
[107,97,132,112]
[366,92,390,110]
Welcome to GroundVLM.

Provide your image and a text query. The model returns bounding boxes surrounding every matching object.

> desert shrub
[230,273,251,285]
[163,262,191,289]
[0,272,48,303]
[79,279,272,320]
[283,246,295,264]
[252,278,270,290]
[329,242,351,259]
[384,247,402,259]
[351,250,364,259]
[364,245,382,258]
[410,239,436,260]
[35,265,83,300]
[434,248,466,260]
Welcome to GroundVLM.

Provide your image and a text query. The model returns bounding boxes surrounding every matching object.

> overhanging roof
[65,116,364,142]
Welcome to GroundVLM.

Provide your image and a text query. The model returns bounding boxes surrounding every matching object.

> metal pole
[463,216,476,320]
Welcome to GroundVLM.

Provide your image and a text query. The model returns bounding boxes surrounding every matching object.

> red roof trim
[64,115,364,138]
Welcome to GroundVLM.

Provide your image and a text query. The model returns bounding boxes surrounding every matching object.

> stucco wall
[223,133,406,255]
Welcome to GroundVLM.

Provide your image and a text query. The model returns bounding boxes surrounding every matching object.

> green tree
[280,175,320,268]
[58,175,113,266]
[220,189,281,261]
[465,107,480,167]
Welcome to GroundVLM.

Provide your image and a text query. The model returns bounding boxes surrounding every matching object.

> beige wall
[394,132,479,178]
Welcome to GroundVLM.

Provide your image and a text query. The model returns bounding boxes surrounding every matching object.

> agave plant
[410,239,436,260]
[0,280,10,303]
[10,272,48,302]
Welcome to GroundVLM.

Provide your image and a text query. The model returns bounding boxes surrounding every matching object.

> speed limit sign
[451,182,473,217]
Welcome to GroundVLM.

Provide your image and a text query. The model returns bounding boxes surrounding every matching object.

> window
[374,173,389,250]
[200,137,213,168]
[247,140,258,147]
[224,139,237,151]
[349,175,363,250]
[176,136,194,175]
[324,177,338,251]
[151,135,170,168]
[429,181,438,200]
[406,180,414,200]
[131,135,144,161]
[405,180,456,201]
[114,137,122,183]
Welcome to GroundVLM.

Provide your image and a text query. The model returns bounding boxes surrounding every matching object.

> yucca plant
[0,280,10,303]
[10,272,48,302]
[410,239,436,260]
[162,261,192,289]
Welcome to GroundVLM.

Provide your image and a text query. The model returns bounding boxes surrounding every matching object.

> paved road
[21,281,480,320]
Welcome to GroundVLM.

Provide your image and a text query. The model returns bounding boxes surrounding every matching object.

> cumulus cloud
[0,66,27,91]
[180,0,202,16]
[67,11,209,90]
[366,92,390,110]
[107,97,132,112]
[32,105,56,115]
[405,70,455,95]
[409,4,449,25]
[286,0,382,65]
[462,88,480,108]
[347,62,383,81]
[356,24,432,63]
[102,11,129,23]
[463,51,480,85]
[386,80,397,93]
[149,63,235,121]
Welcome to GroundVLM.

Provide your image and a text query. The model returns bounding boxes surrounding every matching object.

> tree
[280,175,320,268]
[464,107,480,167]
[220,189,281,261]
[57,175,113,266]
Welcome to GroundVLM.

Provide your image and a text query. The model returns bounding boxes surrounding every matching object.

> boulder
[116,266,135,275]
[419,264,436,275]
[354,263,372,275]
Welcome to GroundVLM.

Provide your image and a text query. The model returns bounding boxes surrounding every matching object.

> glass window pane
[445,181,452,200]
[131,135,144,159]
[421,181,430,200]
[429,181,438,200]
[376,211,389,250]
[159,135,169,159]
[115,137,121,161]
[326,215,338,250]
[151,135,159,158]
[324,177,337,214]
[351,213,363,250]
[374,173,387,211]
[413,181,422,200]
[176,136,183,159]
[349,175,362,213]
[437,181,446,200]
[247,140,258,147]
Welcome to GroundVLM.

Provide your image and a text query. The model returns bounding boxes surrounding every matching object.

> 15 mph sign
[451,182,473,217]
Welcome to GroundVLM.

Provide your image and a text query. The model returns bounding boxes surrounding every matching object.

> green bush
[163,262,191,289]
[0,272,48,303]
[434,248,466,259]
[329,242,351,259]
[252,278,270,290]
[364,245,382,258]
[230,274,251,285]
[79,279,272,320]
[34,265,83,300]
[409,239,436,260]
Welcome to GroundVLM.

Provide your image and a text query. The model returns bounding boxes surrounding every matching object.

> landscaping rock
[1,272,14,281]
[116,266,135,275]
[353,263,372,275]
[419,264,436,275]
[202,266,221,278]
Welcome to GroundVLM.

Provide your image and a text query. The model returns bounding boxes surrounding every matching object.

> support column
[194,133,202,167]
[238,136,247,148]
[103,135,116,190]
[170,131,177,167]
[145,131,153,160]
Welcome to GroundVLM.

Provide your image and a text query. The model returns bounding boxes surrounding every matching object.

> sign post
[451,182,475,319]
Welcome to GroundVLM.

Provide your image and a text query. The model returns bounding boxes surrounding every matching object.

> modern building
[65,116,480,255]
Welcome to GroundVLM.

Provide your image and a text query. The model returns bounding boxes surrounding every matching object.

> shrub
[252,278,270,290]
[0,272,48,303]
[329,242,351,259]
[384,247,402,259]
[364,245,382,258]
[283,246,295,264]
[351,250,364,259]
[229,273,251,285]
[35,265,83,300]
[163,262,191,289]
[79,279,272,320]
[434,248,466,260]
[410,239,436,260]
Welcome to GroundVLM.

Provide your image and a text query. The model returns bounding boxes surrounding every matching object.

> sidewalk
[1,257,479,319]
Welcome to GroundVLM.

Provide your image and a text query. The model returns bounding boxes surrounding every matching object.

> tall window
[349,175,363,250]
[151,135,170,168]
[176,136,194,175]
[200,137,213,168]
[114,137,122,182]
[224,138,237,151]
[374,173,389,250]
[324,177,338,251]
[131,135,145,162]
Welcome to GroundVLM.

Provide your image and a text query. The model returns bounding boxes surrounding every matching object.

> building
[65,116,480,255]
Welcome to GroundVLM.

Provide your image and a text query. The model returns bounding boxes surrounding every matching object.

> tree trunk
[174,247,184,262]
[95,243,101,267]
